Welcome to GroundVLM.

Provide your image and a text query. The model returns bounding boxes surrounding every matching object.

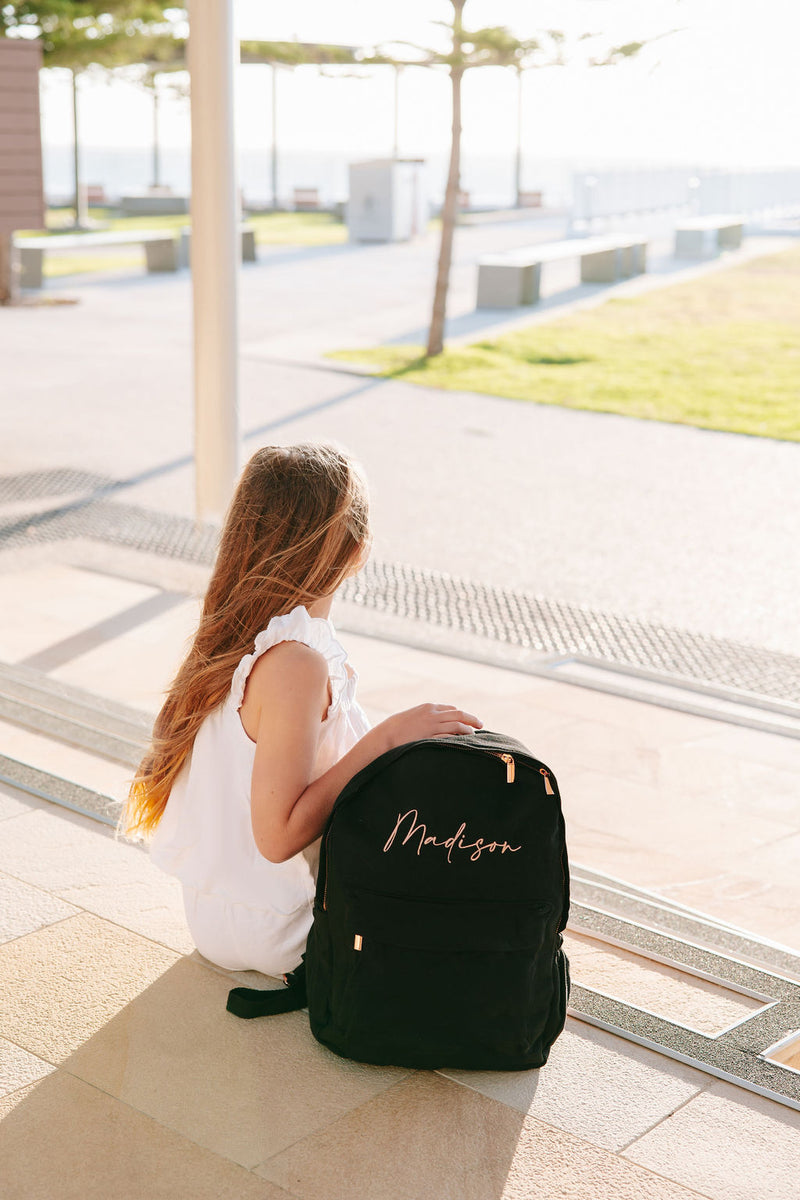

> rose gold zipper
[493,752,515,783]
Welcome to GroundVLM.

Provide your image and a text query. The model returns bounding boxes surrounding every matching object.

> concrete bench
[674,215,744,259]
[476,234,648,309]
[14,229,179,288]
[176,224,257,268]
[293,188,320,211]
[15,224,258,287]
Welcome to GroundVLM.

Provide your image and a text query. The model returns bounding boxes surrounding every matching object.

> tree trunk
[426,63,463,357]
[392,64,401,159]
[71,70,88,229]
[151,80,161,188]
[514,68,523,207]
[270,64,279,209]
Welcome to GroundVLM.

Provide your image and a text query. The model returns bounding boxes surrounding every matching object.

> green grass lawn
[331,245,800,442]
[18,207,347,278]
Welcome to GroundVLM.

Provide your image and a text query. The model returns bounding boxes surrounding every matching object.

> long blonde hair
[121,442,370,840]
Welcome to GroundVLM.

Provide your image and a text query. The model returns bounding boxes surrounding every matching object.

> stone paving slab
[0,871,79,944]
[0,1072,293,1200]
[439,1023,709,1152]
[255,1072,704,1200]
[0,1037,55,1100]
[623,1080,800,1200]
[0,563,159,663]
[0,797,194,955]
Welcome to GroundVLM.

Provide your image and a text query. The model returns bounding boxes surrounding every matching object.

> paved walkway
[0,541,799,1198]
[1,220,798,654]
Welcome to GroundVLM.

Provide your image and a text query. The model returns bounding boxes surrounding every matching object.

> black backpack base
[307,901,570,1072]
[227,946,570,1071]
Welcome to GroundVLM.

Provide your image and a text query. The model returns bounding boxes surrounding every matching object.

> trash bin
[347,159,427,243]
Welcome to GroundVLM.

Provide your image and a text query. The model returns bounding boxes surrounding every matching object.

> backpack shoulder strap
[226,961,307,1019]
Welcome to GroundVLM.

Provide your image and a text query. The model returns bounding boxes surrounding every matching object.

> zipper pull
[500,753,515,783]
[354,934,363,951]
[540,768,554,795]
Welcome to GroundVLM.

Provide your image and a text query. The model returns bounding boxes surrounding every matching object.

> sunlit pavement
[0,537,799,1198]
[1,219,798,654]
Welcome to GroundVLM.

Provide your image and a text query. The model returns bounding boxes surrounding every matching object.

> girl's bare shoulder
[241,640,331,730]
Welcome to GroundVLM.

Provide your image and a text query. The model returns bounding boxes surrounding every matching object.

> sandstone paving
[0,781,36,823]
[0,800,194,955]
[255,1071,705,1200]
[664,859,800,952]
[64,954,410,1169]
[505,678,725,746]
[0,871,79,945]
[0,1072,292,1200]
[562,764,796,877]
[0,1037,55,1099]
[0,911,180,1063]
[0,563,158,664]
[623,1080,800,1200]
[53,595,202,713]
[438,1021,709,1151]
[684,723,800,776]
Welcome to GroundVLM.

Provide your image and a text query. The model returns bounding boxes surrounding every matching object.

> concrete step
[0,659,150,766]
[0,752,122,827]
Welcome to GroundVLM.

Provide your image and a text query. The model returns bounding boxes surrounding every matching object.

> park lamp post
[188,0,240,524]
[584,174,598,232]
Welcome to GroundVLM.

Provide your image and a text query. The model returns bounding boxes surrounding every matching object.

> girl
[121,442,482,978]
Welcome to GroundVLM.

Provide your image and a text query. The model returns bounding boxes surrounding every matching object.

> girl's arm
[246,641,481,863]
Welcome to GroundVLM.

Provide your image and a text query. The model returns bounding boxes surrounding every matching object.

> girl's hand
[379,703,483,751]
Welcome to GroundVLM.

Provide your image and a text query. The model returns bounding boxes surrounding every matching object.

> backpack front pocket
[328,890,559,1070]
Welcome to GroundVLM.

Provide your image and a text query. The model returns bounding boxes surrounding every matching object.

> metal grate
[340,561,800,705]
[1,482,798,706]
[0,497,220,565]
[0,468,118,503]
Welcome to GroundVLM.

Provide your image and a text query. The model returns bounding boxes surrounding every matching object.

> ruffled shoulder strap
[229,604,349,713]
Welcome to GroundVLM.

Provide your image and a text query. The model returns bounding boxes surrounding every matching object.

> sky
[38,0,799,171]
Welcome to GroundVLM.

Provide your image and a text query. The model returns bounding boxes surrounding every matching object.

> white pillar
[189,0,240,523]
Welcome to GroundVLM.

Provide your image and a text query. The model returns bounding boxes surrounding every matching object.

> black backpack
[227,729,570,1071]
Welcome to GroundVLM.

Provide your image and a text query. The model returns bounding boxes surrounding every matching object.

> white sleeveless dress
[149,604,372,976]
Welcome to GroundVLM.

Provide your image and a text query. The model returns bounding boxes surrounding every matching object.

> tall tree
[1,3,185,226]
[412,4,645,357]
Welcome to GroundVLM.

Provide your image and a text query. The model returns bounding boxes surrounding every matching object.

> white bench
[674,215,744,259]
[15,224,258,287]
[176,225,257,269]
[476,234,648,309]
[14,229,179,288]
